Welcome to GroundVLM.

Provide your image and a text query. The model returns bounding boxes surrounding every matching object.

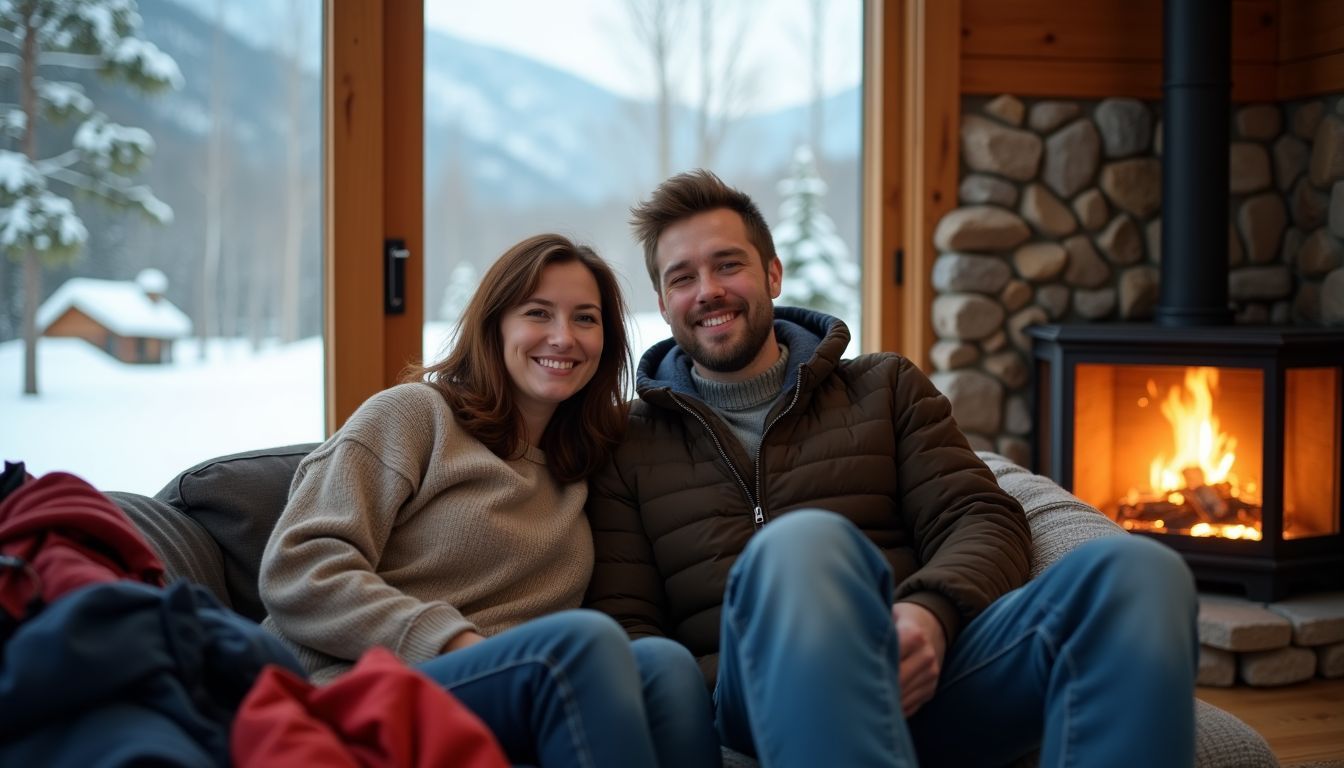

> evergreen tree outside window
[0,0,181,395]
[774,144,858,325]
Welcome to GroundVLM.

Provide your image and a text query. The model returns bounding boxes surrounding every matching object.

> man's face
[654,208,782,382]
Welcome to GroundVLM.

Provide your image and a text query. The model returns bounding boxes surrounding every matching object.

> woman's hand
[444,630,487,653]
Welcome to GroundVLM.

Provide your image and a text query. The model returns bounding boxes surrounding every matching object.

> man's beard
[673,298,775,374]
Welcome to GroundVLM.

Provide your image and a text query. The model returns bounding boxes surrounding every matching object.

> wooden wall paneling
[961,0,1167,61]
[959,0,1278,102]
[961,0,1275,61]
[1278,51,1344,100]
[325,0,424,434]
[1279,0,1344,63]
[1278,0,1344,99]
[961,59,1276,102]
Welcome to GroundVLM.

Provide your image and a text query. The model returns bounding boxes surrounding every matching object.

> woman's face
[500,260,605,436]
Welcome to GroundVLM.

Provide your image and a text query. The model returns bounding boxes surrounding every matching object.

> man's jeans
[715,510,1198,768]
[418,610,719,768]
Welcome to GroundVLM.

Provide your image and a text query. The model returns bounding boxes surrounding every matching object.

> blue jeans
[715,510,1198,768]
[417,610,719,768]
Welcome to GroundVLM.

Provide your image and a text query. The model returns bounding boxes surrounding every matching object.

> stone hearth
[1198,591,1344,687]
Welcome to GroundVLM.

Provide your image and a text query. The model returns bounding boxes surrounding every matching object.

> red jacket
[233,646,508,768]
[0,471,164,624]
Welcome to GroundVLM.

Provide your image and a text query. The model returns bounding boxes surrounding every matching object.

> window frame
[324,1,944,432]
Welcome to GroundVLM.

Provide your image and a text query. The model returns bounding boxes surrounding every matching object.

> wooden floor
[1198,677,1344,766]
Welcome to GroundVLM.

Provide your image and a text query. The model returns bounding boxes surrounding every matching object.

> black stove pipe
[1156,0,1233,327]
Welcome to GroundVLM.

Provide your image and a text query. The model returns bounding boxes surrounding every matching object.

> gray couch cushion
[975,450,1125,578]
[108,490,232,607]
[154,443,317,621]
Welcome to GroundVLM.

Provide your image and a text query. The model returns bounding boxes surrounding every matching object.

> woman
[259,234,718,768]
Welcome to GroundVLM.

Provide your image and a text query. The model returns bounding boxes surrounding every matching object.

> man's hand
[891,602,947,716]
[443,630,486,653]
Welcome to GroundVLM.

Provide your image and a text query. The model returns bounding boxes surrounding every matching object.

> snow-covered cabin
[36,269,192,364]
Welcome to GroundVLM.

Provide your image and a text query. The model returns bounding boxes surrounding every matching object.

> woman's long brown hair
[405,234,630,483]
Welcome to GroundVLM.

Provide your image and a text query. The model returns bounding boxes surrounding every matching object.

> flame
[1148,368,1239,495]
[1133,366,1261,541]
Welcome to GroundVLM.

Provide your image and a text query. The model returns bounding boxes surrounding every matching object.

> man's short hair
[630,169,777,290]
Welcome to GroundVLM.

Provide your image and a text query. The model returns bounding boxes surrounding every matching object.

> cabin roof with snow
[36,273,192,339]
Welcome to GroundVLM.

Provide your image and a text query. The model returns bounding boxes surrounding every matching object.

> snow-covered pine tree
[773,144,857,318]
[0,0,181,395]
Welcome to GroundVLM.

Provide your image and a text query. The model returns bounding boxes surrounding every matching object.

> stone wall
[929,93,1344,468]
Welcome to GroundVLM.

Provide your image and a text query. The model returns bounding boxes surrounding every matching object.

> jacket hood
[636,306,850,402]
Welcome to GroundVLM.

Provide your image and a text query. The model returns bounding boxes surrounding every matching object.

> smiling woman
[501,261,607,444]
[258,232,722,767]
[414,233,630,483]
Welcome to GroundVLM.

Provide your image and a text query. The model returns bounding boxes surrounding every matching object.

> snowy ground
[1,314,676,495]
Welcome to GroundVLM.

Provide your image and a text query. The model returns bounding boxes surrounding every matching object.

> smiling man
[584,170,1199,767]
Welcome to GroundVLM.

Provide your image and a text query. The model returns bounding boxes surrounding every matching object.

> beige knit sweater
[259,382,592,681]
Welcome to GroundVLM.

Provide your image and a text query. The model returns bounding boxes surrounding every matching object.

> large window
[422,0,864,365]
[1,0,323,494]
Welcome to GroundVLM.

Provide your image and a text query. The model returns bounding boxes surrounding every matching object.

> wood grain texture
[958,0,1278,101]
[895,0,958,369]
[382,0,424,386]
[862,0,902,355]
[960,0,1276,63]
[1198,678,1344,765]
[1280,0,1344,63]
[325,0,385,433]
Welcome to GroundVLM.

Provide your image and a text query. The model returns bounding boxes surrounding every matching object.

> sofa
[105,444,1279,768]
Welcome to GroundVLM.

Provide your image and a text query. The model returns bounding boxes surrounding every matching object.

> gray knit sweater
[259,382,592,681]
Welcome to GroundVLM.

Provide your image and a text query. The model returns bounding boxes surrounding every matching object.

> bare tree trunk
[279,0,305,343]
[653,4,674,180]
[20,11,39,395]
[691,0,754,170]
[696,0,712,168]
[626,0,681,181]
[809,0,825,169]
[246,222,266,349]
[198,0,228,359]
[21,249,38,394]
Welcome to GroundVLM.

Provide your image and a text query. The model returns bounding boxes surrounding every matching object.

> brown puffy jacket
[584,307,1031,686]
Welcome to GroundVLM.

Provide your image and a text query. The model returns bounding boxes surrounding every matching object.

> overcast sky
[168,0,862,114]
[425,0,863,112]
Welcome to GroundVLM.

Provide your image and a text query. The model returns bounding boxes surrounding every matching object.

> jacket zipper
[667,367,808,531]
[752,369,807,529]
[669,392,758,520]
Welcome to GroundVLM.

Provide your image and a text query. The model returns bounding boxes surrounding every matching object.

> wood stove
[1028,0,1344,600]
[1028,324,1343,600]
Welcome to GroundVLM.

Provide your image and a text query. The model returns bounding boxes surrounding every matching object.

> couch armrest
[975,451,1125,578]
[106,490,232,609]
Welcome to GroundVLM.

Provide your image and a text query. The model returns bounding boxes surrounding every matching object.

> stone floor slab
[1199,594,1293,652]
[1319,640,1344,679]
[1266,590,1344,646]
[1198,645,1236,687]
[1239,645,1317,687]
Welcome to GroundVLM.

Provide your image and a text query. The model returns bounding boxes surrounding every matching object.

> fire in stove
[1113,367,1262,541]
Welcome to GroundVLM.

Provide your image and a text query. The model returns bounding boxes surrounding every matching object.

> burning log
[1112,481,1261,538]
[1188,484,1231,521]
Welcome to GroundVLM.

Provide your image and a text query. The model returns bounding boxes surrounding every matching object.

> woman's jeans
[714,510,1199,768]
[417,609,718,768]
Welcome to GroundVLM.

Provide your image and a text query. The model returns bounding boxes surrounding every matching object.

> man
[585,170,1197,767]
